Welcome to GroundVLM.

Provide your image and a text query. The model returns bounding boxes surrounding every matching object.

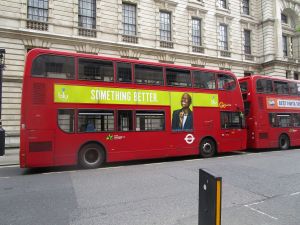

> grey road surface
[0,149,300,225]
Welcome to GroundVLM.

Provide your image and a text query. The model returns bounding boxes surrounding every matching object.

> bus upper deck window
[31,55,75,79]
[217,74,236,90]
[135,65,164,86]
[274,81,289,95]
[289,82,298,95]
[78,58,114,82]
[117,63,132,83]
[193,71,216,89]
[166,68,191,87]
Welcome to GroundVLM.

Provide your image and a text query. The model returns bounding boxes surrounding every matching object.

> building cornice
[0,26,261,69]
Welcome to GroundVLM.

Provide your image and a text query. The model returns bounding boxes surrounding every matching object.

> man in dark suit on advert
[172,93,193,131]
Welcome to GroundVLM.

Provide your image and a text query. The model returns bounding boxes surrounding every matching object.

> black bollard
[198,169,222,225]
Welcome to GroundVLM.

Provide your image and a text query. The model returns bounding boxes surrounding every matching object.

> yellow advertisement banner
[54,84,219,107]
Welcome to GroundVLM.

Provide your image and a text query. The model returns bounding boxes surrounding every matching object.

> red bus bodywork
[239,75,300,149]
[20,49,246,168]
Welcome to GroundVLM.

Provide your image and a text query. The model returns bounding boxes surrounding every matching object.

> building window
[122,3,136,36]
[244,30,251,55]
[27,0,49,30]
[219,0,227,9]
[242,0,250,15]
[78,0,96,30]
[282,35,288,57]
[281,13,288,24]
[192,18,201,46]
[294,72,299,80]
[27,0,48,22]
[219,24,228,51]
[160,11,171,42]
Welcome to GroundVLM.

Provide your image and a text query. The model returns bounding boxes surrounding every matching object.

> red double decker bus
[20,48,246,168]
[239,75,300,150]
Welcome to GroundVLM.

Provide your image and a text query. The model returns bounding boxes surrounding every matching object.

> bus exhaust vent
[32,83,46,104]
[259,133,268,139]
[29,141,52,152]
[258,96,264,110]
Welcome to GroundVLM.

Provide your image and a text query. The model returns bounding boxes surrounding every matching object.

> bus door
[220,111,245,151]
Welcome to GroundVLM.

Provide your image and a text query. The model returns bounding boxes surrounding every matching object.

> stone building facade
[0,0,299,147]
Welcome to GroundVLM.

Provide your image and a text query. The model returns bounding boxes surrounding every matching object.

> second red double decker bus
[20,49,246,169]
[239,75,300,150]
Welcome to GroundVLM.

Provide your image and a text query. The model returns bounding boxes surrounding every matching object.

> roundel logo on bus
[184,134,195,144]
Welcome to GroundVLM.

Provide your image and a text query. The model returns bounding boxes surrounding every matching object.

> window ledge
[192,46,205,53]
[26,20,48,31]
[78,28,97,38]
[160,41,174,49]
[122,35,138,44]
[220,50,231,57]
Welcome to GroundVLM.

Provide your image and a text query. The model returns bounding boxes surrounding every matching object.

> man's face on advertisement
[181,93,191,108]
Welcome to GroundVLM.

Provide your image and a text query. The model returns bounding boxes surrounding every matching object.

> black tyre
[279,134,290,150]
[200,138,216,158]
[78,143,105,169]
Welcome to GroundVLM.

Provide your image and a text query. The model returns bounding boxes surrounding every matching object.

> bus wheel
[200,138,216,158]
[279,134,290,150]
[78,143,105,169]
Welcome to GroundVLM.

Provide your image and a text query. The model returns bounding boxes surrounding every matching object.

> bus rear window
[78,58,113,82]
[32,55,75,79]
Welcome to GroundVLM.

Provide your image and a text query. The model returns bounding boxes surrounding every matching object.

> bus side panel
[26,130,54,167]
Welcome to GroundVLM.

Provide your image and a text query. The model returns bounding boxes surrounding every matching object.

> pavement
[0,148,19,166]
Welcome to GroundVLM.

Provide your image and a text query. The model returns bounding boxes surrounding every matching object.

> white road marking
[244,201,278,220]
[0,177,10,179]
[0,165,19,169]
[290,192,300,196]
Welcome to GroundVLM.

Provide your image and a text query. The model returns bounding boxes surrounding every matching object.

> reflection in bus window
[277,114,292,127]
[32,55,75,79]
[274,81,289,95]
[217,74,236,90]
[239,82,248,92]
[293,114,300,127]
[118,110,133,131]
[289,82,298,95]
[136,111,165,131]
[135,65,164,85]
[117,63,132,83]
[193,71,216,89]
[166,68,191,87]
[78,110,114,132]
[221,112,242,129]
[58,109,74,133]
[256,79,273,93]
[78,58,114,82]
[269,113,276,127]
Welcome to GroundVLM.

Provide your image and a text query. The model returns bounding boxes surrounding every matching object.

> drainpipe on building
[0,49,6,156]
